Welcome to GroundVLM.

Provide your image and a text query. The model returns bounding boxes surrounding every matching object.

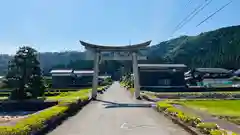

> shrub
[177,113,202,127]
[156,102,173,111]
[156,101,202,127]
[101,77,113,86]
[197,122,219,134]
[0,105,68,135]
[163,106,184,118]
[0,88,90,135]
[210,129,238,135]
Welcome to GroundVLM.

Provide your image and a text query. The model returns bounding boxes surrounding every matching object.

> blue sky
[0,0,239,54]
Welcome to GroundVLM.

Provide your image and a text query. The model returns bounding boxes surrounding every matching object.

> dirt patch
[0,115,27,126]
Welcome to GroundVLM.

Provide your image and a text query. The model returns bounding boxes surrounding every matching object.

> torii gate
[80,40,151,99]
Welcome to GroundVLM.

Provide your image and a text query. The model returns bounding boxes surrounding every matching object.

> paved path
[48,82,189,135]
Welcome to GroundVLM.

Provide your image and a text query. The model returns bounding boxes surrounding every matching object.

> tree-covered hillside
[147,25,240,69]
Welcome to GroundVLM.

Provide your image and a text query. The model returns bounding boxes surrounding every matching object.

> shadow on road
[94,99,119,104]
[94,99,153,109]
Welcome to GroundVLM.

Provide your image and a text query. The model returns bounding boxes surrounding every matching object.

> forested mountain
[147,25,240,69]
[0,25,239,75]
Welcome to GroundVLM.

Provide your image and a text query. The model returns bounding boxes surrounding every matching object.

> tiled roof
[195,68,230,74]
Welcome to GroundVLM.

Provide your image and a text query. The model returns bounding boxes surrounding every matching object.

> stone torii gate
[80,40,151,99]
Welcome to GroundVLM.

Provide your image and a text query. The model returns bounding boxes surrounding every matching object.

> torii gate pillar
[132,52,140,99]
[92,51,100,99]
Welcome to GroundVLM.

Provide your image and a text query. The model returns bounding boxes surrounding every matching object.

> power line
[167,0,212,48]
[171,1,204,35]
[169,0,233,58]
[196,0,233,27]
[172,0,213,35]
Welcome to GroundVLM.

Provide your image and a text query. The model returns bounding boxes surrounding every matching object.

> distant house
[185,68,232,87]
[50,69,74,88]
[73,70,94,87]
[50,69,95,88]
[138,64,188,89]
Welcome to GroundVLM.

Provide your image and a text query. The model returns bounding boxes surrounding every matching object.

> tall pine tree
[6,46,45,100]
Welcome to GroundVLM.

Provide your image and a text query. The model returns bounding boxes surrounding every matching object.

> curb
[141,95,157,102]
[34,99,91,135]
[153,107,204,135]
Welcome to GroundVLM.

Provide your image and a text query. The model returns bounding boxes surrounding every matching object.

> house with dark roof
[185,68,232,87]
[138,64,188,89]
[50,69,95,88]
[72,70,94,87]
[50,69,74,88]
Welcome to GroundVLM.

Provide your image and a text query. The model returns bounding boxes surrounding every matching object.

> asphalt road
[48,82,190,135]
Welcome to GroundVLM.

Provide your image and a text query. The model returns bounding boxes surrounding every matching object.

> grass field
[180,100,240,116]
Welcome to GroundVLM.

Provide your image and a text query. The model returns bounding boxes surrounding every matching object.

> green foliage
[210,129,238,135]
[5,46,45,100]
[45,88,90,102]
[197,122,219,134]
[166,107,183,116]
[121,74,133,88]
[156,102,173,111]
[177,113,202,127]
[0,105,68,135]
[148,25,240,69]
[100,77,113,86]
[156,101,239,134]
[0,88,90,135]
[156,101,202,127]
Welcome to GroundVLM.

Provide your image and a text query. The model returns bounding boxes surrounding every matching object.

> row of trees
[4,46,45,100]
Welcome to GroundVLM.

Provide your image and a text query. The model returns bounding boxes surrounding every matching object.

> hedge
[0,89,91,135]
[156,101,238,135]
[0,105,68,135]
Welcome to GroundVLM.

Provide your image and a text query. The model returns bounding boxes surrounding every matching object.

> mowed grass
[181,100,240,116]
[45,88,91,102]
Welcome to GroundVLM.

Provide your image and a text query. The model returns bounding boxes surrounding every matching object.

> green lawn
[180,100,240,116]
[45,88,91,102]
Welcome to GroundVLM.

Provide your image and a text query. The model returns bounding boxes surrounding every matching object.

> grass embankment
[156,101,238,135]
[0,105,68,135]
[0,88,91,135]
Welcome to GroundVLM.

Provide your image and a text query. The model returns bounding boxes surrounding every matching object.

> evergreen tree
[5,46,45,100]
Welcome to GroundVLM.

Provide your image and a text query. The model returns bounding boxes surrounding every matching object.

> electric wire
[196,0,233,27]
